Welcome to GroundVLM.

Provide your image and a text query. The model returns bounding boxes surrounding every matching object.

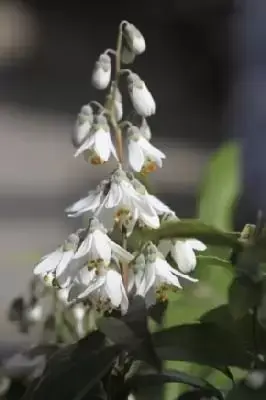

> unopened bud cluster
[33,21,206,314]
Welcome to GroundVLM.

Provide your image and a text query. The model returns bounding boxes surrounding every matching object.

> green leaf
[228,277,263,320]
[22,331,120,400]
[152,323,252,369]
[137,220,240,248]
[127,369,223,400]
[198,141,241,231]
[226,381,266,399]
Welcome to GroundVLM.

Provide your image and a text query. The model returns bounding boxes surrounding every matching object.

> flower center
[43,273,60,288]
[155,284,169,303]
[84,150,105,165]
[114,207,132,225]
[141,159,157,175]
[88,258,105,269]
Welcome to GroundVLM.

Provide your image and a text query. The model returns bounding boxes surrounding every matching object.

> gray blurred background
[0,0,235,341]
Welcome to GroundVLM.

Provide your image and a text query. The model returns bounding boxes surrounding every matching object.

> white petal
[94,129,111,161]
[185,239,207,251]
[135,269,147,297]
[109,239,133,263]
[105,183,123,208]
[155,258,182,288]
[133,196,160,228]
[138,137,165,160]
[65,191,102,217]
[171,241,197,274]
[73,233,92,260]
[77,275,106,300]
[105,270,123,308]
[146,194,173,215]
[34,249,62,275]
[74,135,94,157]
[128,140,145,172]
[143,262,156,294]
[157,240,171,256]
[55,250,74,278]
[169,265,198,283]
[56,258,82,288]
[92,230,112,263]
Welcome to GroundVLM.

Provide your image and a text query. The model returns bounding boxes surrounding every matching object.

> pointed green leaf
[198,141,241,231]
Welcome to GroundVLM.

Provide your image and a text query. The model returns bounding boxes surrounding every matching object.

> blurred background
[0,0,236,341]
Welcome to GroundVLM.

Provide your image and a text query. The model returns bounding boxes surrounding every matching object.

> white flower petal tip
[92,54,111,90]
[127,126,165,173]
[127,73,156,117]
[124,23,146,55]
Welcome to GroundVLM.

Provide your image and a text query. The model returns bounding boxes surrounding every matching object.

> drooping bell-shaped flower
[134,242,198,307]
[74,115,117,164]
[140,117,152,141]
[127,126,165,174]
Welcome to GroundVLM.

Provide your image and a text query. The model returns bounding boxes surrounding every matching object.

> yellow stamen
[141,160,157,175]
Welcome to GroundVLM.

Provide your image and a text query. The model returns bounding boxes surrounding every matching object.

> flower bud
[113,86,123,121]
[127,73,156,117]
[92,53,111,90]
[124,23,146,55]
[72,104,93,148]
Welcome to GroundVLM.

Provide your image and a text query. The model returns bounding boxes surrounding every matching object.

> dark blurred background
[0,0,236,340]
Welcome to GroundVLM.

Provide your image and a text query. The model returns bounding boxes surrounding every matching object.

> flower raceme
[32,20,204,314]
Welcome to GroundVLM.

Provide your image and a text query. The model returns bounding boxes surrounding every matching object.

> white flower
[57,218,133,288]
[134,243,198,306]
[33,233,79,284]
[74,115,117,163]
[124,23,146,55]
[140,117,151,141]
[72,104,93,148]
[95,168,160,232]
[127,73,156,117]
[130,177,173,216]
[92,53,111,90]
[158,215,206,274]
[65,179,109,218]
[68,266,128,314]
[127,126,165,173]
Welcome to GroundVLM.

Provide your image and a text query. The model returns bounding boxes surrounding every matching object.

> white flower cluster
[33,21,206,314]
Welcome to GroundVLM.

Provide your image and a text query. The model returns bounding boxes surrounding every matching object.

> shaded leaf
[127,369,223,400]
[152,323,252,368]
[228,277,263,320]
[138,220,240,248]
[200,305,266,360]
[198,141,241,231]
[148,300,169,325]
[98,297,160,369]
[22,331,120,400]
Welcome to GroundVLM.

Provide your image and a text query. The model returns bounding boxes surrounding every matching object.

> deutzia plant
[8,21,266,400]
